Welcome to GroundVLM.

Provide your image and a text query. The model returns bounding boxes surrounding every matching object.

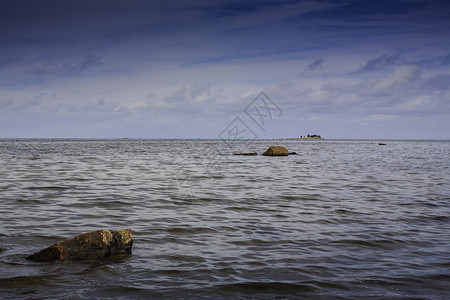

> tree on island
[304,134,321,138]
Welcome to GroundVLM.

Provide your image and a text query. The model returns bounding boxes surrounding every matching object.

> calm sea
[0,139,449,299]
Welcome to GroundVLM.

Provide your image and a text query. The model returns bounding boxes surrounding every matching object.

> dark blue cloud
[185,0,301,18]
[28,54,104,76]
[74,54,104,72]
[420,74,450,91]
[282,0,450,44]
[0,57,21,69]
[305,58,324,72]
[418,53,450,68]
[293,0,426,20]
[356,52,450,75]
[326,0,426,16]
[356,55,402,73]
[443,53,450,65]
[0,0,166,42]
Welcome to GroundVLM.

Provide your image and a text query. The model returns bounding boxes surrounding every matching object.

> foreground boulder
[27,229,133,262]
[262,146,289,156]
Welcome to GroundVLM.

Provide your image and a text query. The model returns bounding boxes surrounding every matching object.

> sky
[1,0,449,139]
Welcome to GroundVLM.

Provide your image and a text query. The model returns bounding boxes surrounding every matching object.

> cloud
[357,53,450,74]
[442,53,450,65]
[73,54,104,71]
[0,57,21,69]
[28,54,104,76]
[305,58,324,72]
[151,83,212,111]
[0,98,14,110]
[356,54,402,73]
[28,61,59,76]
[202,2,266,17]
[363,114,399,122]
[76,98,120,115]
[418,52,450,68]
[125,101,146,111]
[361,64,421,96]
[279,57,449,121]
[419,74,450,91]
[0,92,58,116]
[395,96,435,112]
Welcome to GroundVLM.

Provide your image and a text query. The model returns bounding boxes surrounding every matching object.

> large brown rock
[27,229,133,261]
[262,146,289,156]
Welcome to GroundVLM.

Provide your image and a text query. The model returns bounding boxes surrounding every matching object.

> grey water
[0,139,449,299]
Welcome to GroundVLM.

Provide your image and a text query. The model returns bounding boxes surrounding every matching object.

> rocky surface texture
[233,152,258,155]
[262,146,289,156]
[27,229,133,261]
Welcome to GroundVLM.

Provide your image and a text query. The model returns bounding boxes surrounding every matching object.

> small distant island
[283,134,324,140]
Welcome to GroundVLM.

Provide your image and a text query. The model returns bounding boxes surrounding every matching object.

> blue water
[0,139,449,299]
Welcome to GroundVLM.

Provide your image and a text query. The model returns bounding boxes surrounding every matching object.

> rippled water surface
[1,139,449,299]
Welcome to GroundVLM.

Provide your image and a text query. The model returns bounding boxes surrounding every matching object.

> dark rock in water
[378,143,387,145]
[289,152,298,155]
[27,229,133,262]
[262,146,289,156]
[233,152,257,156]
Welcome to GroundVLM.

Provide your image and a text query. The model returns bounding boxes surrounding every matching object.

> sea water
[0,139,449,299]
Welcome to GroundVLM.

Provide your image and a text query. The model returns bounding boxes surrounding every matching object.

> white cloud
[126,101,146,110]
[358,64,421,97]
[397,96,432,111]
[363,114,399,122]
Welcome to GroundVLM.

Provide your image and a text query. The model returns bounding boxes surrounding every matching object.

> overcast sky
[1,0,449,139]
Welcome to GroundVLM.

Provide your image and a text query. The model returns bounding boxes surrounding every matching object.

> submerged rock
[27,229,133,262]
[262,146,289,156]
[233,152,257,156]
[289,152,298,155]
